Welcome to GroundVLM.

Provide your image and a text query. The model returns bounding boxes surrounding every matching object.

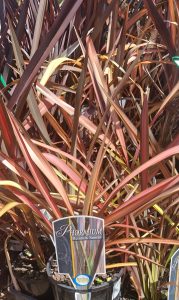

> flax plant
[0,0,179,298]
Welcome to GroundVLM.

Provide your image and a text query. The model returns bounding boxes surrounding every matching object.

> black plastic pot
[15,275,53,300]
[7,287,37,300]
[8,236,54,300]
[47,259,122,300]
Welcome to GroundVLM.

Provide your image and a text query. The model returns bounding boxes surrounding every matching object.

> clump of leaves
[0,0,179,299]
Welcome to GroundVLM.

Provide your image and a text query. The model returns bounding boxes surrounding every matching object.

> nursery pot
[15,274,53,300]
[8,237,54,300]
[47,258,122,300]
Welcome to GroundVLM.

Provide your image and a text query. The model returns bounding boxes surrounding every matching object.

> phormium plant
[0,0,179,299]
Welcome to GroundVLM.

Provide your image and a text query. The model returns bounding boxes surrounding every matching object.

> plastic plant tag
[168,248,179,300]
[53,216,105,291]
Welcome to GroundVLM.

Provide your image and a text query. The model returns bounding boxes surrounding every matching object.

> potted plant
[0,190,54,300]
[0,101,124,299]
[0,0,179,299]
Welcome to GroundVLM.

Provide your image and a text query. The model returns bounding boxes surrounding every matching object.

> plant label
[168,248,179,300]
[53,216,105,291]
